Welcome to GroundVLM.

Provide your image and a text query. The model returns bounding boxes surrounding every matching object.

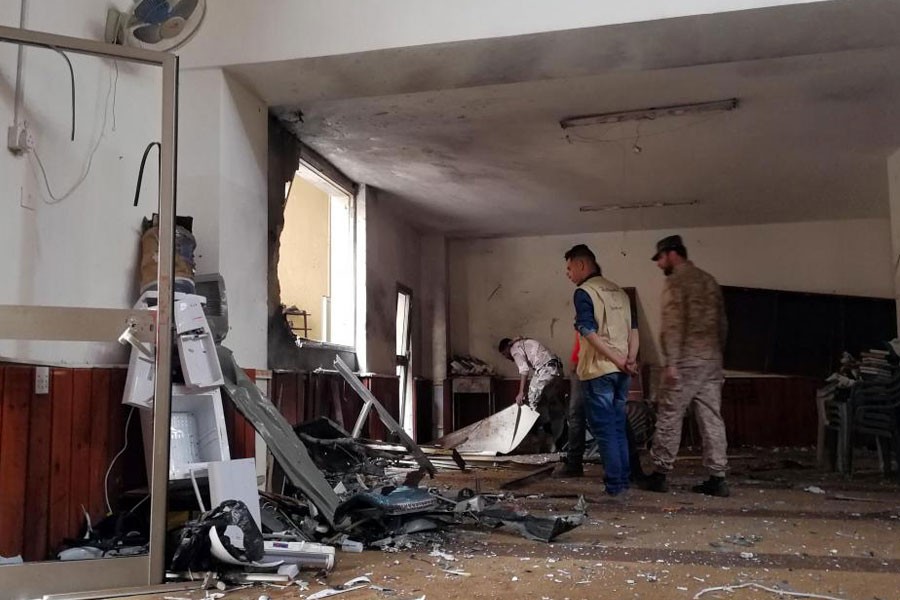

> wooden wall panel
[69,370,94,540]
[0,367,30,558]
[48,370,74,555]
[88,370,112,523]
[240,412,256,460]
[720,376,819,447]
[296,373,308,424]
[276,372,299,427]
[365,376,399,442]
[0,369,4,455]
[106,369,129,496]
[270,372,404,440]
[23,378,52,562]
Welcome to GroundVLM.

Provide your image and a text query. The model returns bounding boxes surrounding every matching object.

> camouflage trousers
[527,361,563,409]
[528,362,567,447]
[650,359,728,476]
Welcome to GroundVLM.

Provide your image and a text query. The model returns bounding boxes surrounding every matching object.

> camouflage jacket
[660,261,727,365]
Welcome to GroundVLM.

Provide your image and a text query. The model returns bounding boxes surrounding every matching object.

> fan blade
[159,17,187,40]
[134,0,172,24]
[132,23,163,44]
[170,0,199,20]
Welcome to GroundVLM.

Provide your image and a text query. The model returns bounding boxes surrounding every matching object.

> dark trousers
[583,372,631,495]
[566,374,586,464]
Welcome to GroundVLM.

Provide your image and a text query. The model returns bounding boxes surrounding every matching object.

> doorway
[395,285,414,434]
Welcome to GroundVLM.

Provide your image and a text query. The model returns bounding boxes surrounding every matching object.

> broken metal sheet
[432,404,540,455]
[217,346,341,525]
[335,486,438,523]
[481,507,585,542]
[499,465,555,490]
[335,356,436,476]
[306,576,372,600]
[41,583,201,600]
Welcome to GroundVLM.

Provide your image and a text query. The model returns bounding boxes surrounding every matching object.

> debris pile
[155,354,584,595]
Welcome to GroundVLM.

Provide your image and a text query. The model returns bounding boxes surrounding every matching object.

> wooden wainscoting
[0,365,139,562]
[270,371,400,440]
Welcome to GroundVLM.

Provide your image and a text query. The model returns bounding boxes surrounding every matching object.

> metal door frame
[0,24,178,599]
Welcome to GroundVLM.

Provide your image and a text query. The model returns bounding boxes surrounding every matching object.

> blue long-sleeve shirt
[574,288,599,337]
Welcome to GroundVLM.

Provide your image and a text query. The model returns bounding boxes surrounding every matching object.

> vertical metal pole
[148,52,179,584]
[12,0,28,126]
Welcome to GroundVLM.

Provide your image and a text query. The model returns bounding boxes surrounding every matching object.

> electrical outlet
[7,124,29,154]
[35,366,50,395]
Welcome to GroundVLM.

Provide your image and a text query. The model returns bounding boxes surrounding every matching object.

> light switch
[35,366,50,395]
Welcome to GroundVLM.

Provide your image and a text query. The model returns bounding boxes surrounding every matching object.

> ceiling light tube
[561,99,738,129]
[579,199,700,212]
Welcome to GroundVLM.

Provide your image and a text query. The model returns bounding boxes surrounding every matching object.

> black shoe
[692,476,730,497]
[554,462,584,478]
[639,471,668,493]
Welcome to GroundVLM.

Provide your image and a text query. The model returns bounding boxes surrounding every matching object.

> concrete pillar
[888,149,900,328]
[178,69,268,368]
[419,233,449,437]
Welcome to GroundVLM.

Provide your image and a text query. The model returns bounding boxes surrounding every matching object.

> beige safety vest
[576,276,632,380]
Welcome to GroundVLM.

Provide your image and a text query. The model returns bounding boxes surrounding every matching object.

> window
[278,163,355,347]
[396,286,413,432]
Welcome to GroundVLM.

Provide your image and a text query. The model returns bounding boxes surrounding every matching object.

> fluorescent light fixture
[561,99,738,130]
[579,199,700,213]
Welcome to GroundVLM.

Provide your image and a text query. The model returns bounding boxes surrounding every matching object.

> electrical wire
[48,46,75,141]
[693,582,847,600]
[133,142,161,207]
[112,60,119,132]
[104,406,136,515]
[29,60,116,204]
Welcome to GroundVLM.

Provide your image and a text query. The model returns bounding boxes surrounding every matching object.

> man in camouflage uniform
[642,235,730,497]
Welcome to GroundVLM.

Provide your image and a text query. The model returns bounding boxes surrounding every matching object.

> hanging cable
[104,406,136,514]
[112,60,119,131]
[30,60,115,204]
[133,141,161,207]
[48,46,75,141]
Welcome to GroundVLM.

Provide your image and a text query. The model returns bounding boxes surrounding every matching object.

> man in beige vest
[565,244,639,497]
[642,235,730,497]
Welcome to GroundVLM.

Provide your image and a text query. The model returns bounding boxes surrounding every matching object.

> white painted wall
[449,218,893,378]
[365,190,423,375]
[178,68,268,369]
[181,0,826,69]
[0,1,162,365]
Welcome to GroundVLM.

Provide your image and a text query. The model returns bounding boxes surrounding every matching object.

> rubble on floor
[150,356,586,598]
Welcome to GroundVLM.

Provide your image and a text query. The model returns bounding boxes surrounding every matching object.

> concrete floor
[143,450,899,600]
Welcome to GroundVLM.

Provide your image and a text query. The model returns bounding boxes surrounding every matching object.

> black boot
[692,475,730,497]
[554,458,584,478]
[639,471,668,493]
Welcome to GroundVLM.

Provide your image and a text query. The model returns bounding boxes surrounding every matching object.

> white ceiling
[227,0,900,237]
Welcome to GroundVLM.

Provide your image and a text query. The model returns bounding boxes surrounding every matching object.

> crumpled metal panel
[217,346,341,525]
[433,404,540,455]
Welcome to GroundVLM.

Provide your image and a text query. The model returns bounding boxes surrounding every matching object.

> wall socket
[7,124,33,154]
[35,366,50,395]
